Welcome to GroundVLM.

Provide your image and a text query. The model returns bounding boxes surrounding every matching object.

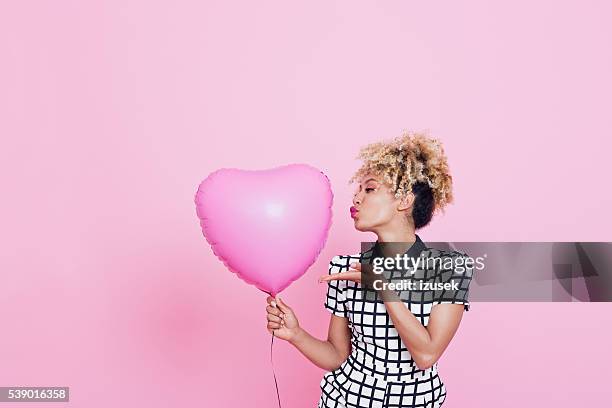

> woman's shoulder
[418,247,474,281]
[421,246,471,260]
[329,244,376,269]
[328,253,362,273]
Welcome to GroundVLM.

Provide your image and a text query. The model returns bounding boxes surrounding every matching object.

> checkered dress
[318,235,472,408]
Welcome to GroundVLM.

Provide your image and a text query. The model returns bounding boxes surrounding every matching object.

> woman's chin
[353,219,368,232]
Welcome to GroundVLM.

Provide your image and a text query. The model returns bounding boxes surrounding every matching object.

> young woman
[265,131,473,408]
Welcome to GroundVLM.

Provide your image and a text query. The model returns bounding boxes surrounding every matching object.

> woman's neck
[375,227,417,258]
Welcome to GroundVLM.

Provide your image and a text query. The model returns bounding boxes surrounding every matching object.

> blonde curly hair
[348,129,454,220]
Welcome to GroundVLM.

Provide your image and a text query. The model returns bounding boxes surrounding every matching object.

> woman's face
[350,173,407,232]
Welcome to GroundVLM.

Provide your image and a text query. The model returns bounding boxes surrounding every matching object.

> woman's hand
[266,295,301,342]
[318,262,398,301]
[318,262,363,283]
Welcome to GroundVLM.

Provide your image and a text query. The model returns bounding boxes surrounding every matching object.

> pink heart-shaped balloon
[194,164,333,296]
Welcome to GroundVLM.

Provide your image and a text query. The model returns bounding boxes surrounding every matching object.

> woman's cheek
[364,208,390,228]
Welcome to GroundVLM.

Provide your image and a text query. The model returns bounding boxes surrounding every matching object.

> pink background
[1,1,611,407]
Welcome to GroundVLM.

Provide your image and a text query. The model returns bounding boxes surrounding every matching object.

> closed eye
[365,188,375,192]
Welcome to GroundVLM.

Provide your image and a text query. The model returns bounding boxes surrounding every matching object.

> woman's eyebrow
[362,178,379,184]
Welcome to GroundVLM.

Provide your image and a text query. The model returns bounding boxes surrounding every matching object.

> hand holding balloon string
[266,296,302,342]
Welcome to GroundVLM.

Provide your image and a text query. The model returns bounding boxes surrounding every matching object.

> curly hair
[348,129,454,229]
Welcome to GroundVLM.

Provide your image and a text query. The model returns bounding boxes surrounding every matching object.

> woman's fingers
[267,310,281,320]
[267,304,286,321]
[319,271,362,282]
[267,313,281,323]
[275,296,292,314]
[266,305,281,316]
[266,296,278,308]
[267,321,282,329]
[318,263,363,283]
[266,295,289,334]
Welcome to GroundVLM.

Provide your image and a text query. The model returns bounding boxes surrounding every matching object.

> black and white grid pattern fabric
[318,235,473,408]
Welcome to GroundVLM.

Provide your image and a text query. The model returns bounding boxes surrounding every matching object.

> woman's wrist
[380,288,401,302]
[288,326,306,345]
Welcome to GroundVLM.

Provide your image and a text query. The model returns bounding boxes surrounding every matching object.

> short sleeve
[324,256,349,318]
[434,251,474,312]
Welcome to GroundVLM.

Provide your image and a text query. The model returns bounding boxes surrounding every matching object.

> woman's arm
[319,262,465,371]
[290,314,351,371]
[266,296,351,372]
[384,299,464,370]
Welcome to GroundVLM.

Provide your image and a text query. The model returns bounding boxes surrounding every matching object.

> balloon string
[271,331,282,408]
